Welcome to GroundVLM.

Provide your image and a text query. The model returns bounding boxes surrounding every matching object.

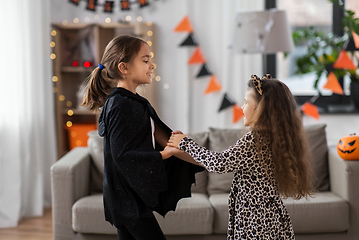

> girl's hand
[171,130,183,135]
[168,133,187,149]
[160,146,182,159]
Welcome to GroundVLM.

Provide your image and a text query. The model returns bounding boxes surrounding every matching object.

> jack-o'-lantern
[337,134,359,160]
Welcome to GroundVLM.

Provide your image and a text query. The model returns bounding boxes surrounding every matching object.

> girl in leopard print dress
[168,74,313,239]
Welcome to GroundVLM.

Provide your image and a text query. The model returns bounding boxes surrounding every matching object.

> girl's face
[241,88,258,126]
[126,43,154,86]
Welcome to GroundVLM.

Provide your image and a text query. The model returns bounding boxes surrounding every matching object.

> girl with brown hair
[168,74,313,239]
[82,35,203,240]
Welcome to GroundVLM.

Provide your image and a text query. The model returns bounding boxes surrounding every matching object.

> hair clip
[98,63,105,70]
[251,74,263,96]
[261,74,272,80]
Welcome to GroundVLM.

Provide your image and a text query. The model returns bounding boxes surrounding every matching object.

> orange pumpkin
[337,134,359,160]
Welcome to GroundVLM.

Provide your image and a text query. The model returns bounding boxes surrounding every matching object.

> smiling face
[337,135,359,160]
[127,43,154,86]
[241,88,258,126]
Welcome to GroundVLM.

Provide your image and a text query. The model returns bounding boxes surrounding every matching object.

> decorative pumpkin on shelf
[337,134,359,160]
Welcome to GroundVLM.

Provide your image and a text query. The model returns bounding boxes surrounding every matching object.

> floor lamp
[233,9,294,75]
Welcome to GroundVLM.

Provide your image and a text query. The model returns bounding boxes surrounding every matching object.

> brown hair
[248,78,313,199]
[81,35,147,111]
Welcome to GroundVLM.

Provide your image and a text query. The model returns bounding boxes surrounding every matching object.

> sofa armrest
[51,147,91,240]
[328,145,359,237]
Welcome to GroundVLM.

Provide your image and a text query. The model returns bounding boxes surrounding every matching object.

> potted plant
[291,0,359,109]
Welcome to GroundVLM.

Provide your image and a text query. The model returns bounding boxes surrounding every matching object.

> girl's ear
[118,62,129,74]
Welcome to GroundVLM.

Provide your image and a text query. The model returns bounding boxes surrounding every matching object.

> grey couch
[51,124,359,240]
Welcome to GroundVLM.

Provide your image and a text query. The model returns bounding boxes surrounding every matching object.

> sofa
[51,124,359,240]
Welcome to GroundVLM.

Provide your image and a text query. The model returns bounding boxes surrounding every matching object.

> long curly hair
[248,76,313,199]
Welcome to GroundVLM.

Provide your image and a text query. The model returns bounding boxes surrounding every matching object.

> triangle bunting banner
[301,102,320,120]
[333,49,357,70]
[188,47,206,65]
[232,104,244,124]
[204,75,222,94]
[196,64,211,78]
[180,33,198,46]
[218,93,236,112]
[173,15,193,33]
[323,71,344,95]
[352,31,359,49]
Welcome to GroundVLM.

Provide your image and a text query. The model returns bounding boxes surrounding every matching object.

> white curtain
[0,0,57,228]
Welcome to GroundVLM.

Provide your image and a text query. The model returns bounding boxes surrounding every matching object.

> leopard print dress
[179,131,295,240]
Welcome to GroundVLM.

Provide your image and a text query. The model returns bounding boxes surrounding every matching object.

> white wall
[50,0,264,133]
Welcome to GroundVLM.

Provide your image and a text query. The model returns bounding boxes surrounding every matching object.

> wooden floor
[0,208,53,240]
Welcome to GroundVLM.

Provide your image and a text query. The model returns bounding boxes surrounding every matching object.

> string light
[164,84,169,89]
[126,16,131,21]
[153,63,156,69]
[62,20,68,25]
[51,30,57,36]
[147,30,153,36]
[147,41,152,47]
[53,87,58,93]
[150,52,154,58]
[94,14,100,20]
[66,101,72,107]
[105,17,111,23]
[147,21,152,26]
[73,18,80,23]
[67,110,74,116]
[84,17,90,22]
[71,131,77,137]
[76,140,82,146]
[50,53,56,60]
[137,16,143,22]
[59,95,65,101]
[52,76,58,82]
[155,76,161,82]
[66,121,73,127]
[50,41,56,48]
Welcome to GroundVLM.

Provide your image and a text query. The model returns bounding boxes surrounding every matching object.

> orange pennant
[188,47,206,64]
[333,49,357,70]
[352,31,359,49]
[204,75,222,94]
[323,71,344,95]
[174,16,193,33]
[233,104,244,123]
[301,102,320,120]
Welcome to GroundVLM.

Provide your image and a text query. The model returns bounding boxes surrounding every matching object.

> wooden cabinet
[51,22,157,158]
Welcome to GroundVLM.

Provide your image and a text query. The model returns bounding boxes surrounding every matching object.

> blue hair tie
[98,63,104,70]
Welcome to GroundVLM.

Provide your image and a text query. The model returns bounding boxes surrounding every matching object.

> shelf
[63,108,98,115]
[61,66,93,73]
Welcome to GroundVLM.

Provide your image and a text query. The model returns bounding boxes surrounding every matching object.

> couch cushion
[282,191,349,233]
[206,128,245,194]
[87,130,104,193]
[305,124,330,191]
[72,193,214,235]
[154,193,214,235]
[190,132,209,194]
[209,192,349,235]
[208,193,229,234]
[72,194,117,234]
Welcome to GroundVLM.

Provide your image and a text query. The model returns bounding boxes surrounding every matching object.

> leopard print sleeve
[178,132,255,174]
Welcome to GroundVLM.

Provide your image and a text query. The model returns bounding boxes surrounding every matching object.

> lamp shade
[233,9,294,54]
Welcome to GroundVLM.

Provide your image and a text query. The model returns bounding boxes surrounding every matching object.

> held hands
[167,131,187,149]
[160,130,187,160]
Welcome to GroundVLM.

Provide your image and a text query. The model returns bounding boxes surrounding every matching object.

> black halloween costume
[98,87,204,232]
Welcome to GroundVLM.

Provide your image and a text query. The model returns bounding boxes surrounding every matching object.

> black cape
[98,87,204,229]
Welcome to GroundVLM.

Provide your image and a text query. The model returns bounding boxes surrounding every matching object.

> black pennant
[218,93,236,112]
[196,64,211,78]
[344,38,359,51]
[325,64,334,73]
[69,0,80,5]
[180,33,198,46]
